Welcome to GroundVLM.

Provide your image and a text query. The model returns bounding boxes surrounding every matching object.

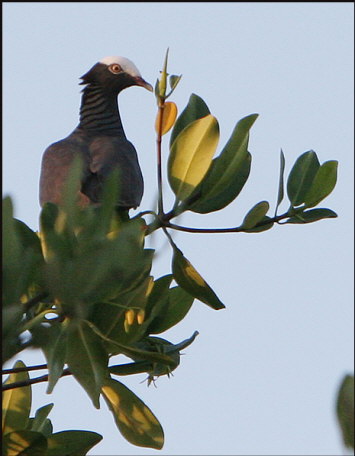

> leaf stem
[21,309,59,332]
[156,102,165,216]
[163,212,291,234]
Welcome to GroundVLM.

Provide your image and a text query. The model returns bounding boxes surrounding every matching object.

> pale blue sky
[3,3,354,455]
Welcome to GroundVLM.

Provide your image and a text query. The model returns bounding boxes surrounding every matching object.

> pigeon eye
[109,64,122,74]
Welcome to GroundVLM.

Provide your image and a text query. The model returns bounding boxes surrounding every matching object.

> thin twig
[161,212,289,234]
[2,369,71,391]
[2,363,48,375]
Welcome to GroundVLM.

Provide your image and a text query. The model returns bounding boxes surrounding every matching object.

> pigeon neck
[78,84,125,135]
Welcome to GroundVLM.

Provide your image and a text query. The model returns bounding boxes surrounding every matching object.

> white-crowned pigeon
[39,56,152,210]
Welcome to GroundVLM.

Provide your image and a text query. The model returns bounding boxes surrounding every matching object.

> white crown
[99,56,142,78]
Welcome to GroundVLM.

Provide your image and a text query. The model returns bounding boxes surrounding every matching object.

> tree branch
[2,363,48,375]
[2,369,71,391]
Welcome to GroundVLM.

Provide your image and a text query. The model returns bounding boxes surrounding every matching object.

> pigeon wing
[39,136,91,207]
[82,136,144,209]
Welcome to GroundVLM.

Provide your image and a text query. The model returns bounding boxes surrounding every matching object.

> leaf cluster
[2,49,340,452]
[2,182,201,449]
[2,360,102,455]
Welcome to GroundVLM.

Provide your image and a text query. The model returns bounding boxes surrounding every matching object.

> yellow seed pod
[137,309,145,325]
[155,102,178,135]
[125,309,135,326]
[124,320,130,333]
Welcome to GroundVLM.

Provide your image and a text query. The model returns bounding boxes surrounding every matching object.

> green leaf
[12,218,45,293]
[2,197,21,271]
[169,74,182,92]
[3,197,42,309]
[147,286,194,334]
[87,169,121,239]
[2,430,47,456]
[27,417,53,439]
[169,93,211,148]
[47,430,103,456]
[172,247,225,310]
[157,48,169,98]
[287,150,320,206]
[66,321,108,409]
[39,203,72,265]
[29,403,54,434]
[13,219,43,257]
[2,361,32,435]
[154,78,160,98]
[31,323,67,394]
[336,374,354,449]
[144,274,173,320]
[243,216,274,233]
[2,304,24,364]
[89,301,126,346]
[102,377,164,449]
[241,201,270,230]
[109,361,154,377]
[285,208,338,224]
[304,160,338,208]
[187,114,258,213]
[39,202,59,235]
[275,149,286,215]
[168,114,220,202]
[61,155,85,225]
[45,325,67,394]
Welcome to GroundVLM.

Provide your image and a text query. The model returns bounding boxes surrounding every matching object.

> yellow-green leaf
[2,361,32,436]
[3,430,47,456]
[157,48,169,98]
[155,102,178,135]
[168,114,219,201]
[187,113,258,213]
[66,322,108,409]
[169,93,210,148]
[172,247,225,310]
[102,378,164,449]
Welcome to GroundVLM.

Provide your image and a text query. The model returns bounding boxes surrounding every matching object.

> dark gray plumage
[39,56,152,210]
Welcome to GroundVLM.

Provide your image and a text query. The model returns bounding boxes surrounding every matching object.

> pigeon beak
[134,76,153,92]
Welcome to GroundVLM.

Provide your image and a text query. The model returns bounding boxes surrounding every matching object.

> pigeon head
[80,56,153,94]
